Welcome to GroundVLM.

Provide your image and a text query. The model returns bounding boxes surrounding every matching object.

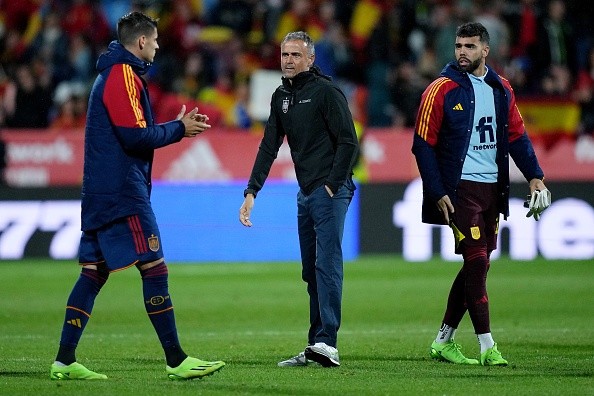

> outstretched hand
[239,195,254,227]
[177,105,211,137]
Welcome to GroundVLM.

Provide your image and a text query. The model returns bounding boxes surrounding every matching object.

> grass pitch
[0,256,593,395]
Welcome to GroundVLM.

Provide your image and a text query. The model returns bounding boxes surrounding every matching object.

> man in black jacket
[239,31,359,367]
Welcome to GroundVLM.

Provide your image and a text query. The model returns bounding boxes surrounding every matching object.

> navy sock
[139,262,187,367]
[56,267,109,364]
[443,268,467,328]
[462,246,491,334]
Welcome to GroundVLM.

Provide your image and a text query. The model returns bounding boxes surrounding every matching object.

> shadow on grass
[345,353,427,363]
[1,371,48,378]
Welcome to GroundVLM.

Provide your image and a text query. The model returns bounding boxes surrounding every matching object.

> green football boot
[430,340,479,365]
[50,362,108,380]
[480,343,508,366]
[166,356,225,380]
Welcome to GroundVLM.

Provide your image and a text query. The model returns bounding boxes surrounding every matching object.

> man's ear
[482,44,490,58]
[138,35,146,50]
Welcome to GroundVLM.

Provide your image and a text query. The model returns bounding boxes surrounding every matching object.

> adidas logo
[453,103,463,110]
[67,318,82,328]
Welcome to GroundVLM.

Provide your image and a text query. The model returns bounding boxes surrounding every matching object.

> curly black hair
[456,22,490,45]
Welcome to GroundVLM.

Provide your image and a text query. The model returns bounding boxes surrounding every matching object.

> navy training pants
[297,184,353,348]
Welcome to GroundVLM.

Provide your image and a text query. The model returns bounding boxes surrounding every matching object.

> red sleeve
[414,77,456,146]
[501,76,526,143]
[103,64,147,128]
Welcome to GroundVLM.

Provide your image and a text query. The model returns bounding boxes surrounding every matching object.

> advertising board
[361,179,594,261]
[0,183,360,262]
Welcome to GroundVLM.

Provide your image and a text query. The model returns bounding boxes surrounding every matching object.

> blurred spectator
[503,57,531,96]
[0,65,10,125]
[534,0,576,87]
[365,60,394,127]
[274,0,325,43]
[208,0,254,35]
[573,46,594,137]
[318,1,339,31]
[151,0,212,92]
[332,0,357,31]
[364,1,418,126]
[429,3,464,69]
[198,71,238,128]
[540,63,572,96]
[30,53,54,89]
[574,46,594,161]
[4,63,52,128]
[0,0,41,63]
[390,60,428,128]
[213,33,246,81]
[160,0,204,58]
[410,22,440,80]
[230,80,253,129]
[68,33,95,83]
[0,0,39,33]
[99,0,133,32]
[0,29,28,64]
[25,10,71,85]
[566,1,594,71]
[314,21,357,81]
[475,0,510,73]
[504,0,540,58]
[248,39,279,71]
[61,0,111,47]
[232,35,267,82]
[49,81,87,130]
[349,0,384,54]
[172,52,215,99]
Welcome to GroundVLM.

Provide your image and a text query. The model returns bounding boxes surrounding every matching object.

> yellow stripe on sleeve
[122,65,147,128]
[418,77,449,141]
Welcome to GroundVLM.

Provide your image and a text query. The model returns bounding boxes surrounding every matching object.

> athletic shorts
[78,213,164,271]
[450,180,499,255]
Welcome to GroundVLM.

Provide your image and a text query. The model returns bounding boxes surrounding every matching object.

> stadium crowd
[0,0,593,137]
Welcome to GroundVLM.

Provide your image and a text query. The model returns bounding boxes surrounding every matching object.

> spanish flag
[516,98,579,136]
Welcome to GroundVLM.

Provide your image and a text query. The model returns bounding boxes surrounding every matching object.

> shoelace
[444,342,463,353]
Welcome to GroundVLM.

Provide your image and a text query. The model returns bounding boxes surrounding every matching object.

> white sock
[435,324,455,343]
[477,333,495,353]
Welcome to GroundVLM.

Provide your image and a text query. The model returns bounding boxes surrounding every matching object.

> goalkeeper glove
[524,188,551,221]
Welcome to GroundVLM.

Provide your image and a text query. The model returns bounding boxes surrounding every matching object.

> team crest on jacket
[282,98,289,113]
[148,234,160,252]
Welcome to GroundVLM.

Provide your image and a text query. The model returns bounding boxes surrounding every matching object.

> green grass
[1,256,593,395]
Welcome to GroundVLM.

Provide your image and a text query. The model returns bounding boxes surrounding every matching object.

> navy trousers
[297,184,353,348]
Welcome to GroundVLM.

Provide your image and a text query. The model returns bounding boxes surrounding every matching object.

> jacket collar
[441,61,503,89]
[281,65,331,90]
[96,40,152,75]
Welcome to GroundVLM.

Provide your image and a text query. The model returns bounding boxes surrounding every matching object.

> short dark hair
[117,12,158,46]
[456,22,490,45]
[282,31,315,56]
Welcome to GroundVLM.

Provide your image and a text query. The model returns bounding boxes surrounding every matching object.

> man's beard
[458,58,481,74]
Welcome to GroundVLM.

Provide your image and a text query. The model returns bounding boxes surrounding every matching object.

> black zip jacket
[247,66,359,196]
